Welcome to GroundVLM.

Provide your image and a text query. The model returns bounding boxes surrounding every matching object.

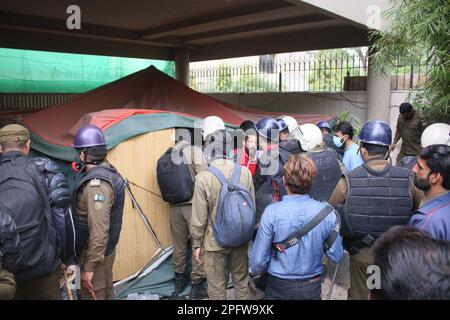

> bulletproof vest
[279,139,303,164]
[343,161,413,240]
[0,154,59,283]
[72,164,125,256]
[306,148,341,201]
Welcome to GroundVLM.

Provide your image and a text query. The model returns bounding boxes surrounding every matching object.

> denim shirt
[250,195,344,280]
[343,143,364,172]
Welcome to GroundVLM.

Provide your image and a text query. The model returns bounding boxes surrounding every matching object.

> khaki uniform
[328,159,424,300]
[0,260,16,300]
[393,110,427,163]
[75,178,116,300]
[191,159,255,300]
[14,270,61,300]
[170,140,208,282]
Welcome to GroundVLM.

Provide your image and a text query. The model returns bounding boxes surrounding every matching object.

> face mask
[414,173,431,191]
[333,135,345,148]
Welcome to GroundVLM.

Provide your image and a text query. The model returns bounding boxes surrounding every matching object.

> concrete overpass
[0,0,392,121]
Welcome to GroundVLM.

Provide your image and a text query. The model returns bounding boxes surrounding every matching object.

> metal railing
[190,53,430,93]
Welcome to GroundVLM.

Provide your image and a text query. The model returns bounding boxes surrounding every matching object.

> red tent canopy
[21,66,330,147]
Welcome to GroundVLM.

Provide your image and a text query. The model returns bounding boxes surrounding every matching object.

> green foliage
[370,0,449,122]
[216,64,232,91]
[308,48,367,91]
[336,110,362,140]
[214,64,280,92]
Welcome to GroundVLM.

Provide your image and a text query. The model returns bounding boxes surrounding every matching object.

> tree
[308,48,368,92]
[370,0,449,122]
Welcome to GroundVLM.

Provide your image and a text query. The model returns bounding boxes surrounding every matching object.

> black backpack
[0,156,59,283]
[157,145,194,204]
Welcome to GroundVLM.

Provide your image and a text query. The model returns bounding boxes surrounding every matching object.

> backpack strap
[272,204,336,257]
[230,164,242,186]
[207,166,228,186]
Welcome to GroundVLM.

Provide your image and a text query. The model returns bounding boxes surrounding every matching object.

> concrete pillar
[175,48,190,85]
[366,57,391,122]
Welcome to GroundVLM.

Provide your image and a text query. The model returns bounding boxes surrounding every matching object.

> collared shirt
[250,194,343,280]
[408,191,450,240]
[342,142,363,172]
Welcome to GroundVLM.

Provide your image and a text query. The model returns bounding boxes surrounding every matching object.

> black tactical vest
[72,164,125,256]
[307,148,342,201]
[343,161,413,241]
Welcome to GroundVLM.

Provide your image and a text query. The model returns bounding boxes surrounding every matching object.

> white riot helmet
[298,123,323,151]
[421,123,450,147]
[201,116,225,139]
[279,115,298,134]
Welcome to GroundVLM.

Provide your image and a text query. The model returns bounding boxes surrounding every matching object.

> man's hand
[390,143,396,152]
[81,271,94,292]
[66,265,77,284]
[193,248,202,264]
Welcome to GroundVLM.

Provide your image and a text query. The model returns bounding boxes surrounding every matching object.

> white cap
[421,123,450,147]
[201,116,225,139]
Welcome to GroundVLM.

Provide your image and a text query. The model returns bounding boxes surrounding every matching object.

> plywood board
[106,128,175,281]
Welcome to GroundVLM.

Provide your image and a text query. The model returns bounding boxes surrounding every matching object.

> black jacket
[0,211,22,273]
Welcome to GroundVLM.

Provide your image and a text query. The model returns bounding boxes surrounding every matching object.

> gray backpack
[208,165,255,248]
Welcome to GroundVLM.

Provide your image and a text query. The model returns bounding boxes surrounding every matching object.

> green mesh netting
[0,48,175,93]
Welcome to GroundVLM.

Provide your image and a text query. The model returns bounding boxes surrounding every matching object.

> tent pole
[124,179,163,249]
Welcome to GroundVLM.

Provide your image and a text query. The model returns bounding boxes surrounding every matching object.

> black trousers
[264,274,321,300]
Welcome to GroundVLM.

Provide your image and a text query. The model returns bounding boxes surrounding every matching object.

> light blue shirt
[343,142,363,172]
[250,195,343,280]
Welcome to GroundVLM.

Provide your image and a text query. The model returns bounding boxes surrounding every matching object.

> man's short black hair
[419,144,450,189]
[240,120,256,132]
[85,145,107,163]
[399,102,413,114]
[334,121,354,140]
[360,142,389,156]
[372,226,450,300]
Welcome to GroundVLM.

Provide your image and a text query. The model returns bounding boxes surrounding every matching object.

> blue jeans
[264,274,321,300]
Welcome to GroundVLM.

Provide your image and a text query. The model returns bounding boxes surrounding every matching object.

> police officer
[71,124,125,300]
[0,124,73,300]
[397,122,450,170]
[390,102,428,164]
[317,120,344,160]
[328,120,424,300]
[169,128,208,299]
[253,117,285,224]
[191,126,255,300]
[0,211,21,300]
[298,123,342,202]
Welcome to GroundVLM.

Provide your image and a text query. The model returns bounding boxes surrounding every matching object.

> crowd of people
[0,101,449,300]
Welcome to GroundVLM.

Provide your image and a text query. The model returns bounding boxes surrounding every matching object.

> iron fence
[190,53,430,93]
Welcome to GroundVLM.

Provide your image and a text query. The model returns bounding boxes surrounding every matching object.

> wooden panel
[106,128,175,281]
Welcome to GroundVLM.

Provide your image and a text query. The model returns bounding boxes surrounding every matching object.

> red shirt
[234,147,257,176]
